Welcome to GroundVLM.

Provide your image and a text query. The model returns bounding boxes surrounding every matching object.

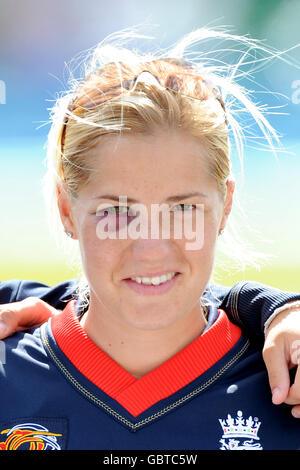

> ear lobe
[56,182,77,238]
[224,178,235,216]
[219,177,235,231]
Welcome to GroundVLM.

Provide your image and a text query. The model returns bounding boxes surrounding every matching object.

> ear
[219,177,235,232]
[56,181,78,239]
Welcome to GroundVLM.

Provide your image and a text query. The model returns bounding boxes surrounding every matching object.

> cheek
[204,212,219,251]
[181,210,219,268]
[76,218,122,280]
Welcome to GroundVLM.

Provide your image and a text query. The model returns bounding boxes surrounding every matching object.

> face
[58,129,234,331]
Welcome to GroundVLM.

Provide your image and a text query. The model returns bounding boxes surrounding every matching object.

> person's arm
[206,280,300,345]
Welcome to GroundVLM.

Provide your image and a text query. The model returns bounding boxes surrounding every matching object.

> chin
[123,311,180,331]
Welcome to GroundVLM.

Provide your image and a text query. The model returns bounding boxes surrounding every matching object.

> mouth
[122,272,181,296]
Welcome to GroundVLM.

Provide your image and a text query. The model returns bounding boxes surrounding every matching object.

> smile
[123,272,181,296]
[130,271,177,285]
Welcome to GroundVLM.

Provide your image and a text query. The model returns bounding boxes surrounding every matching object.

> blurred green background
[0,0,299,291]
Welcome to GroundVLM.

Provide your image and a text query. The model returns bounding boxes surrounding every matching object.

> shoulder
[0,279,23,303]
[0,324,50,381]
[0,321,68,422]
[203,283,232,304]
[0,279,80,305]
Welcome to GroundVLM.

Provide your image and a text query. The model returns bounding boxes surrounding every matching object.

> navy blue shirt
[0,297,299,450]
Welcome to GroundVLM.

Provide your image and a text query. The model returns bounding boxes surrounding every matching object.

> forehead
[85,130,214,189]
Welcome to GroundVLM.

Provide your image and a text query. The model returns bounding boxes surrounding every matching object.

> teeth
[130,272,176,285]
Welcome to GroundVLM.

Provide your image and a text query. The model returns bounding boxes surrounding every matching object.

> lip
[124,270,180,279]
[122,272,181,296]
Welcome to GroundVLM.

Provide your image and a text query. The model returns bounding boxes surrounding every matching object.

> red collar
[51,300,241,417]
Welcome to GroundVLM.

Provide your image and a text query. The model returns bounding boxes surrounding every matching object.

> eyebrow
[92,192,207,203]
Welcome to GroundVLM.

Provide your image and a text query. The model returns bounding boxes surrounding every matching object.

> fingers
[291,405,300,418]
[263,339,300,418]
[262,344,290,405]
[0,309,19,339]
[285,369,300,418]
[284,364,300,406]
[0,297,59,340]
[262,308,300,416]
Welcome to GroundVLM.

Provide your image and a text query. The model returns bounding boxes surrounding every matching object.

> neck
[79,297,207,379]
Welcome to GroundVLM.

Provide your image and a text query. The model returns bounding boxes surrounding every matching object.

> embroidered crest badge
[218,410,263,450]
[0,420,66,450]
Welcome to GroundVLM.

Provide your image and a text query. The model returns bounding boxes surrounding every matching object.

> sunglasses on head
[60,58,227,154]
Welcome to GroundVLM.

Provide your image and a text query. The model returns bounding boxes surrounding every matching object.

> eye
[93,206,138,233]
[95,206,130,217]
[171,204,196,212]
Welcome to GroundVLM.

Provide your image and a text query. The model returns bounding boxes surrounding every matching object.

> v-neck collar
[50,299,241,417]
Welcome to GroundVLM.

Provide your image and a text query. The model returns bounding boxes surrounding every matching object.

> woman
[1,27,300,450]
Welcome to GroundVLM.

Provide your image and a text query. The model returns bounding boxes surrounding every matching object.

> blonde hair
[42,25,296,307]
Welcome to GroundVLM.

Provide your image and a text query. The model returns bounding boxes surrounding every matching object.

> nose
[127,204,179,240]
[130,236,176,262]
